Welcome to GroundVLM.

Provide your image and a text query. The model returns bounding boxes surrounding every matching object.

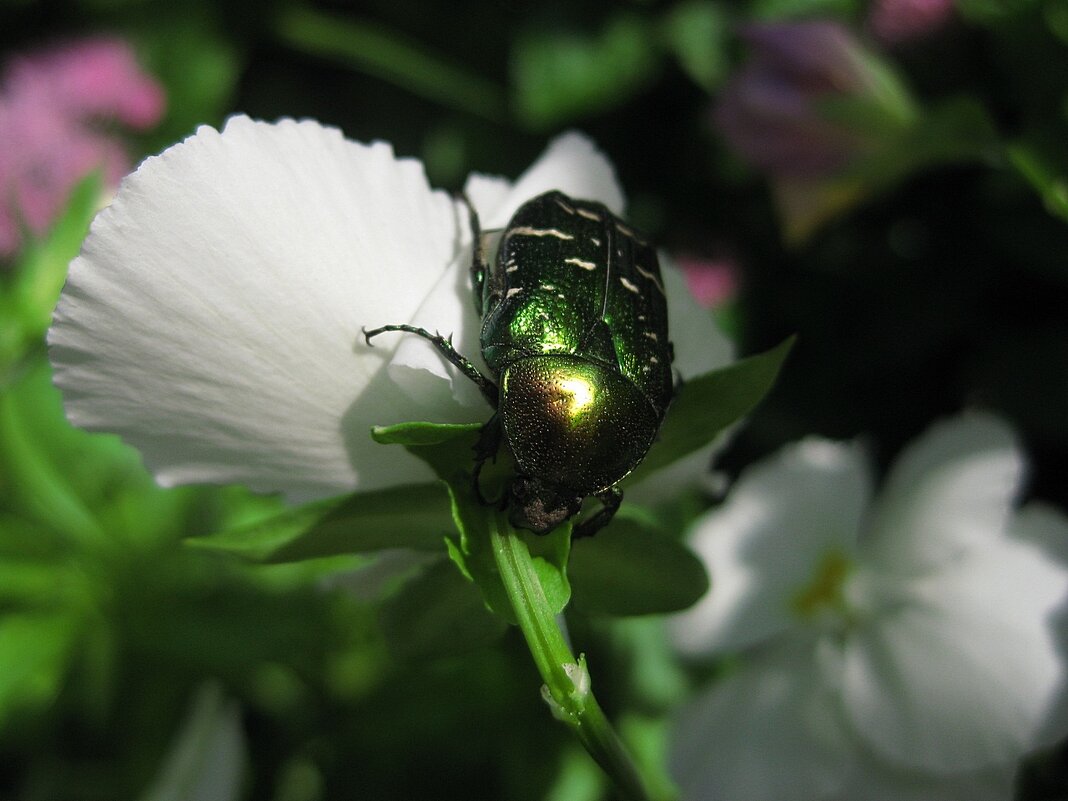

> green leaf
[379,559,508,661]
[1008,143,1068,224]
[512,15,660,129]
[12,172,101,335]
[627,337,794,484]
[658,1,730,92]
[568,518,708,616]
[274,6,507,122]
[137,12,242,150]
[777,97,1000,244]
[956,0,1040,23]
[186,483,452,562]
[751,0,859,20]
[371,420,482,446]
[0,560,79,607]
[0,613,76,730]
[1,173,101,373]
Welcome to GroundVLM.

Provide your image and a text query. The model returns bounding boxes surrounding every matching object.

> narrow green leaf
[379,559,507,661]
[627,337,794,484]
[0,613,75,729]
[1008,143,1068,224]
[371,421,482,447]
[956,0,1039,23]
[512,15,660,129]
[187,483,451,562]
[274,6,507,122]
[569,519,709,616]
[658,1,730,92]
[751,0,858,20]
[13,172,102,339]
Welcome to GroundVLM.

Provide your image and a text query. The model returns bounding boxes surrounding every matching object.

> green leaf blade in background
[658,0,731,92]
[627,337,794,485]
[568,517,709,616]
[379,559,508,662]
[512,14,660,129]
[187,483,452,562]
[1,173,100,375]
[1009,142,1068,224]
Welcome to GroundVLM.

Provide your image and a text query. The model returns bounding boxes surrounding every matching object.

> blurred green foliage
[2,0,1068,798]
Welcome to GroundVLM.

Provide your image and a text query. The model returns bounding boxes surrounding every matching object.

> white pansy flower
[48,115,729,501]
[669,413,1068,801]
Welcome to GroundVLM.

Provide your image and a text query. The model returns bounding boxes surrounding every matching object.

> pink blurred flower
[0,37,164,258]
[675,255,739,308]
[870,0,956,45]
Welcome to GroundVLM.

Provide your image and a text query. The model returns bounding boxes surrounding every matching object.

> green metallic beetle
[364,190,674,538]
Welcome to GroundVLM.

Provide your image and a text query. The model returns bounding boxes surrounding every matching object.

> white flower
[669,413,1068,801]
[48,115,730,501]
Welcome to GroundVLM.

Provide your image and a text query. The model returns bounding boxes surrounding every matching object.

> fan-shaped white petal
[863,413,1024,575]
[50,116,469,501]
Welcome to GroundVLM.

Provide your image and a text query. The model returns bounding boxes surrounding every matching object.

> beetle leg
[573,486,623,539]
[362,324,499,407]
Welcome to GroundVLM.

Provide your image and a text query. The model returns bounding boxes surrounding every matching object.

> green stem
[488,511,653,801]
[274,6,508,122]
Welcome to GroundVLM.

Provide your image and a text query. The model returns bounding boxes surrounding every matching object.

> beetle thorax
[499,354,658,498]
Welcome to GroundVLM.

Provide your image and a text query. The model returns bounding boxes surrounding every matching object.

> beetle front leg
[362,324,498,407]
[573,486,623,539]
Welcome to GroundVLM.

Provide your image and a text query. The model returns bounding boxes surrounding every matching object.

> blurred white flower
[669,413,1068,801]
[48,115,729,501]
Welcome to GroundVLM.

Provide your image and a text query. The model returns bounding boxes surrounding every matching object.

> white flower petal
[1013,502,1068,744]
[838,752,1014,801]
[670,635,856,801]
[50,116,468,501]
[842,525,1068,773]
[465,132,625,229]
[669,438,871,656]
[863,413,1024,575]
[663,259,734,380]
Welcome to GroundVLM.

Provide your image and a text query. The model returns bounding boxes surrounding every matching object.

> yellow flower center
[791,548,852,619]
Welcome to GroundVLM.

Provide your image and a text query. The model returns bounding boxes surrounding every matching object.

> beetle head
[508,476,582,535]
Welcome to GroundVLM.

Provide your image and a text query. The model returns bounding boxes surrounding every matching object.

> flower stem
[488,511,654,801]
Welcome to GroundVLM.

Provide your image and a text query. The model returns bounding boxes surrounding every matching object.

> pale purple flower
[0,37,164,257]
[715,21,914,178]
[669,414,1068,801]
[870,0,956,44]
[48,117,730,501]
